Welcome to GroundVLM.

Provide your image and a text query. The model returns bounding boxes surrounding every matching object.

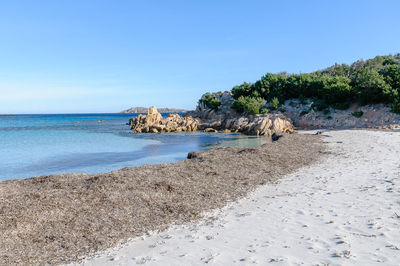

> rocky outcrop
[129,106,199,133]
[121,107,187,113]
[282,100,400,129]
[199,114,294,136]
[184,91,294,136]
[186,91,236,121]
[129,106,294,136]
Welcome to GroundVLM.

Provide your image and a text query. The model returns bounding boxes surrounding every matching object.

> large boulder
[197,114,294,136]
[129,106,200,133]
[226,115,294,136]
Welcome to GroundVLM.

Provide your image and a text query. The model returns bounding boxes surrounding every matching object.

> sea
[0,113,266,181]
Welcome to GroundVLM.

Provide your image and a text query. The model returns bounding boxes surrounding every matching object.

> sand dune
[76,130,400,265]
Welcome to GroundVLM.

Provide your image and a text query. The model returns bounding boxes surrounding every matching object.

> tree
[231,96,266,115]
[354,68,392,104]
[199,93,222,111]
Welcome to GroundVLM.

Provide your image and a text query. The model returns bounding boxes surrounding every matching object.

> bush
[391,99,400,114]
[269,97,280,110]
[199,93,222,111]
[231,96,266,114]
[351,111,364,117]
[333,102,350,110]
[300,109,310,116]
[321,76,354,104]
[311,100,329,111]
[380,64,400,96]
[202,54,400,115]
[354,68,392,104]
[231,82,254,99]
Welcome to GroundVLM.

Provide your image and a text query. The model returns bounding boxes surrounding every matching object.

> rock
[204,128,218,133]
[129,106,200,133]
[120,107,187,113]
[271,133,283,142]
[199,114,294,136]
[187,151,200,159]
[129,106,295,136]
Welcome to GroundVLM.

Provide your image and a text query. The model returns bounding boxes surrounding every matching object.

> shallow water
[0,113,266,181]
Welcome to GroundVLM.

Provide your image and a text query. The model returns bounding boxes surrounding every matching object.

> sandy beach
[0,134,323,265]
[75,130,400,265]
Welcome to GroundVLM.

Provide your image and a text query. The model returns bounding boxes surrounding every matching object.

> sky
[0,0,399,114]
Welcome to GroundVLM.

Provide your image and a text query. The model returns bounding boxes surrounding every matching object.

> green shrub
[231,82,254,99]
[300,109,310,116]
[354,68,392,104]
[351,111,364,118]
[269,97,280,110]
[321,76,354,104]
[278,104,286,113]
[203,54,400,113]
[298,95,307,105]
[323,108,330,115]
[391,99,400,113]
[311,100,329,111]
[380,64,400,97]
[231,96,266,114]
[199,93,222,111]
[260,108,269,114]
[333,102,350,110]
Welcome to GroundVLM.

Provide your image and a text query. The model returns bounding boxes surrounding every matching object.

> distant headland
[120,107,187,113]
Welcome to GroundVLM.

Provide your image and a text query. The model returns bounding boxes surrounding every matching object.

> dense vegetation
[199,93,221,111]
[229,54,400,114]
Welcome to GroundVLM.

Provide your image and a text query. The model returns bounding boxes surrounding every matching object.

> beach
[75,130,400,265]
[0,133,323,265]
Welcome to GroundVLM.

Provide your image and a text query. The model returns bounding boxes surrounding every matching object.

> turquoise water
[0,114,264,181]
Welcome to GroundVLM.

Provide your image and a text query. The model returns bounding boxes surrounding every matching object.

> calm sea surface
[0,113,266,181]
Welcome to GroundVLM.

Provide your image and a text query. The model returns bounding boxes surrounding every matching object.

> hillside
[198,54,400,116]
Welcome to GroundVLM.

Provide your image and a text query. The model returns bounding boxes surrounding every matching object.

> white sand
[75,130,400,265]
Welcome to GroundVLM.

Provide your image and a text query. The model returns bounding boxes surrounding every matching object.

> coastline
[77,129,400,265]
[0,133,324,265]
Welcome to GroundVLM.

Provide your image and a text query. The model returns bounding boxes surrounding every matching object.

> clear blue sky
[1,0,399,113]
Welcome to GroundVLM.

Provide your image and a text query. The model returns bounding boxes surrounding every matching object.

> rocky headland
[120,107,187,113]
[189,91,400,131]
[128,90,400,137]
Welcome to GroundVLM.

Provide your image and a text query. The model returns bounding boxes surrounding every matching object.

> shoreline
[0,133,324,265]
[76,129,400,265]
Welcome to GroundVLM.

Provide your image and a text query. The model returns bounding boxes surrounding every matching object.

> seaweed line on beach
[0,133,324,265]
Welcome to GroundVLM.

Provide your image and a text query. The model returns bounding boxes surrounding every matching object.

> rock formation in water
[121,107,187,113]
[129,106,294,136]
[129,106,199,133]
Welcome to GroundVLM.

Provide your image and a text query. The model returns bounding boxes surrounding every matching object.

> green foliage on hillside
[199,93,222,111]
[268,97,280,110]
[228,54,400,114]
[231,96,265,115]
